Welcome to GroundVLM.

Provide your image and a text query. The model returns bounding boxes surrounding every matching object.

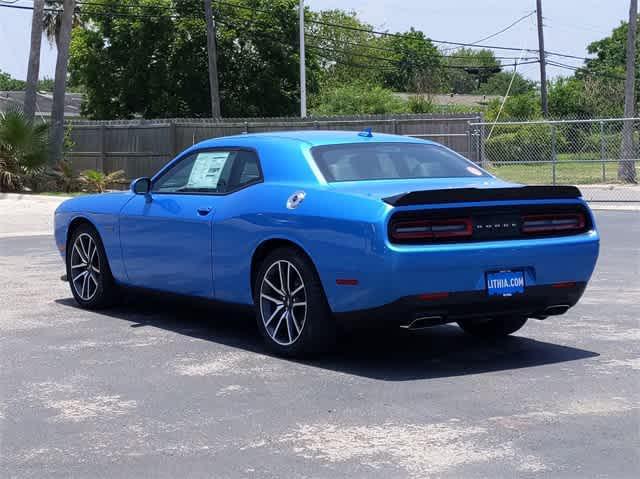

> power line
[308,32,538,61]
[0,1,166,18]
[546,60,625,81]
[441,10,535,52]
[214,15,537,72]
[467,10,536,45]
[5,0,593,63]
[107,0,592,62]
[306,41,538,71]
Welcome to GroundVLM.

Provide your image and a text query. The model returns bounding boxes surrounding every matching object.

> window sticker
[187,152,230,188]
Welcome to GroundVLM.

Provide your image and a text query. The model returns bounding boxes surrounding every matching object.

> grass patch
[488,157,639,185]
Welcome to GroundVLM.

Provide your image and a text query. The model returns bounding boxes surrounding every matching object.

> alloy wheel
[70,233,101,301]
[259,260,308,346]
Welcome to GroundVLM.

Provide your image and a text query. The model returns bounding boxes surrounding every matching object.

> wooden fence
[67,113,482,179]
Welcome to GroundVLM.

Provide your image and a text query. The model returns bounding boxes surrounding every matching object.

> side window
[227,150,261,190]
[152,150,236,193]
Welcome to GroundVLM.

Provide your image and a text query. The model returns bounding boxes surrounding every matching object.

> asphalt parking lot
[0,195,639,478]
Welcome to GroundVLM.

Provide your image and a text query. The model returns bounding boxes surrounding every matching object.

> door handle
[197,207,213,216]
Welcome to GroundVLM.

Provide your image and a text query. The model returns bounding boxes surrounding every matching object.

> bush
[80,169,125,193]
[311,82,407,115]
[485,92,541,122]
[0,108,49,192]
[486,127,554,163]
[407,95,434,113]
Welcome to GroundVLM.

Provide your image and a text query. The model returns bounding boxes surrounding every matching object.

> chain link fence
[469,118,640,202]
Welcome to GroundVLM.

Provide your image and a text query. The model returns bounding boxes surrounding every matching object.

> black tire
[457,316,528,338]
[66,223,117,309]
[253,247,336,357]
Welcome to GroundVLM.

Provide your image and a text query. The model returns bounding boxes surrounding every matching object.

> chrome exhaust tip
[400,316,444,330]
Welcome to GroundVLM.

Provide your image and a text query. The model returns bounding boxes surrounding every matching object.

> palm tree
[42,0,83,49]
[80,169,125,193]
[53,159,80,193]
[49,0,77,165]
[0,108,49,192]
[25,0,45,122]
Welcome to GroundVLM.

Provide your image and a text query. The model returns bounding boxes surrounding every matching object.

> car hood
[326,177,519,201]
[55,191,134,215]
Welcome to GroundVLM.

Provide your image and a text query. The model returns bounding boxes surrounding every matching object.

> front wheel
[254,248,335,357]
[457,316,528,338]
[66,223,116,309]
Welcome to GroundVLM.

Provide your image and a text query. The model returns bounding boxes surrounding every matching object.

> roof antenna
[358,127,373,138]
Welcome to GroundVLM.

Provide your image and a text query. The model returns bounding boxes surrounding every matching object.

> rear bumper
[324,229,599,313]
[335,282,587,323]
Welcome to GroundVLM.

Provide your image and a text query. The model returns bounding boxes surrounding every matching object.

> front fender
[54,192,134,281]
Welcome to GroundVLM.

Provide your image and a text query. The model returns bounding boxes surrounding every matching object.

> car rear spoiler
[383,185,582,206]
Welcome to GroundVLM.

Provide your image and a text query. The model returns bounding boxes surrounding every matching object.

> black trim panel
[388,203,592,244]
[383,185,582,206]
[335,282,587,324]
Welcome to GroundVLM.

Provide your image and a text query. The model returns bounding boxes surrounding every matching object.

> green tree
[380,29,442,93]
[307,9,384,87]
[69,0,318,119]
[0,71,26,91]
[444,49,501,94]
[579,15,639,114]
[547,77,592,118]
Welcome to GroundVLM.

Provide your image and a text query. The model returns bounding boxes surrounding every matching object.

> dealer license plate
[486,270,525,297]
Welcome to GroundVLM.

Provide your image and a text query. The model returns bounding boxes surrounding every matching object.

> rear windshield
[310,142,488,182]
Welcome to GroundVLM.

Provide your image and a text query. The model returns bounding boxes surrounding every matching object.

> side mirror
[131,177,151,195]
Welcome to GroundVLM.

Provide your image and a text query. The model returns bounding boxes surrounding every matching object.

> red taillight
[419,292,449,301]
[521,213,585,234]
[391,218,472,241]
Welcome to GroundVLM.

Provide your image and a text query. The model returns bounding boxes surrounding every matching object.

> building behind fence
[67,113,639,202]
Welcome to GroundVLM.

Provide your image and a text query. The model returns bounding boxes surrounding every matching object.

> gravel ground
[0,195,638,478]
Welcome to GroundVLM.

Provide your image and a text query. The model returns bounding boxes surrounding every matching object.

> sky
[0,0,634,84]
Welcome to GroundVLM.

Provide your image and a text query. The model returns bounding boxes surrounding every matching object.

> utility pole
[24,0,44,122]
[536,0,548,117]
[204,0,221,118]
[620,0,638,183]
[299,0,307,118]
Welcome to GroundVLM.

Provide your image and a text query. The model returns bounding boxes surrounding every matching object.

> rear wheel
[457,316,528,338]
[254,248,335,357]
[66,223,116,309]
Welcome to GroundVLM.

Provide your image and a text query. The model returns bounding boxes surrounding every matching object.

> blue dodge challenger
[54,130,599,356]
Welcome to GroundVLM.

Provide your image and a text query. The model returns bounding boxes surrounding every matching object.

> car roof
[193,130,436,149]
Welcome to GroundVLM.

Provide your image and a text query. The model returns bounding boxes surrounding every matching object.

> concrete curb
[0,193,72,203]
[588,203,640,211]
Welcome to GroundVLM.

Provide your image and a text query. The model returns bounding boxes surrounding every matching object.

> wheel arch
[66,216,98,252]
[65,216,113,274]
[250,238,325,299]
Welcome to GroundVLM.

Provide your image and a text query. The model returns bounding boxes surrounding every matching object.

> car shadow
[55,293,599,381]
